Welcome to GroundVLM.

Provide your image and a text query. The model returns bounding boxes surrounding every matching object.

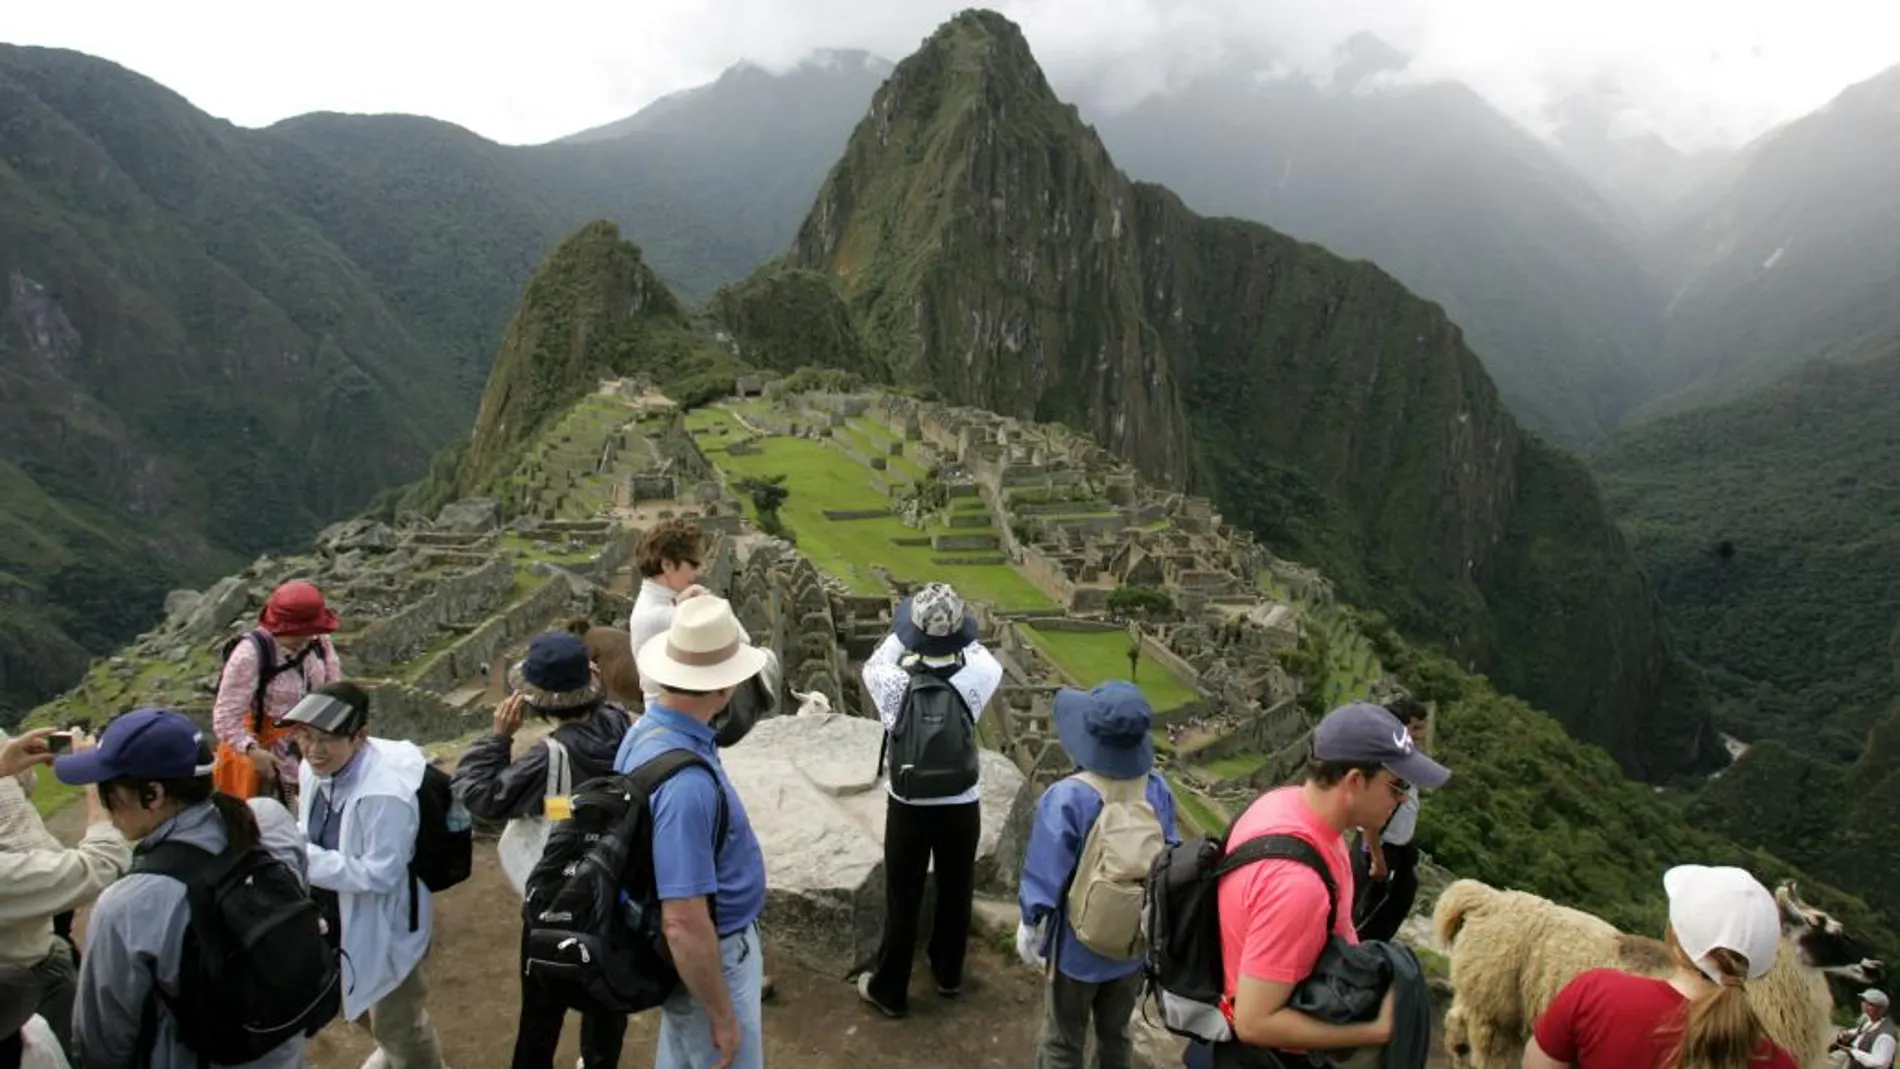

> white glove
[1016,917,1049,969]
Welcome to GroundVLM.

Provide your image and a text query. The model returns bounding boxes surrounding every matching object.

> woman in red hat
[209,579,343,806]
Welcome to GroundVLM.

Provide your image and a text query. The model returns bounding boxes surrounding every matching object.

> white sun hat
[636,594,770,693]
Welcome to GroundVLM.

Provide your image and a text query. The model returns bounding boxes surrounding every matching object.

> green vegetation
[1020,625,1197,710]
[1353,607,1896,959]
[1106,585,1174,619]
[443,223,746,506]
[765,9,1711,780]
[1592,345,1900,759]
[690,414,1052,607]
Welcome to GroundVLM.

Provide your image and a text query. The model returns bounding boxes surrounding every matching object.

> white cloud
[7,0,1898,152]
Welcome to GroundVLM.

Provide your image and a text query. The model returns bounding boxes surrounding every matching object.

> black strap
[627,747,732,928]
[1215,833,1340,935]
[249,633,326,735]
[131,841,233,1069]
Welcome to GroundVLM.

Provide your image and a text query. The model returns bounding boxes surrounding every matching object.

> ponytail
[209,792,261,854]
[1660,930,1770,1069]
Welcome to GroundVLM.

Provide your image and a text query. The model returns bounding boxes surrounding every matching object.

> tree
[734,474,791,538]
[1107,585,1173,620]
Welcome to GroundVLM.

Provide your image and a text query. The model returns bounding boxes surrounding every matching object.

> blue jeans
[656,922,764,1069]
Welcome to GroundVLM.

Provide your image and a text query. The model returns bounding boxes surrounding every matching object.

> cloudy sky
[10,0,1899,153]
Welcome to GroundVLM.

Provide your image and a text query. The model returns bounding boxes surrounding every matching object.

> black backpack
[1142,832,1337,1044]
[217,630,326,734]
[406,763,473,930]
[132,839,342,1066]
[520,749,730,1015]
[877,656,978,800]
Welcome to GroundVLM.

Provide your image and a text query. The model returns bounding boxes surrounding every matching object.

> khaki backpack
[1065,770,1168,960]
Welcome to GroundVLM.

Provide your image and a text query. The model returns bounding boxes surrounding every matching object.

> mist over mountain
[1084,36,1663,446]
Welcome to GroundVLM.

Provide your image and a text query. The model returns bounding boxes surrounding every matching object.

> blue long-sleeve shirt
[1019,770,1180,982]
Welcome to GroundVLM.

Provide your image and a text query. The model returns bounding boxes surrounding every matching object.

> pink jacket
[211,633,343,787]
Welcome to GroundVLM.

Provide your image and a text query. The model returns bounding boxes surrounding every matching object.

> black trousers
[1351,839,1420,943]
[509,928,628,1069]
[865,795,981,1013]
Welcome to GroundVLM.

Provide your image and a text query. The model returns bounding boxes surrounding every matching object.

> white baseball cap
[1664,865,1782,982]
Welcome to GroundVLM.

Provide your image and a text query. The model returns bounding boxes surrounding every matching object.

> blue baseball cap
[54,708,214,785]
[1312,702,1450,789]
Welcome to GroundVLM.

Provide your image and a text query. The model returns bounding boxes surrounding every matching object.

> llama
[1434,878,1881,1069]
[564,617,643,708]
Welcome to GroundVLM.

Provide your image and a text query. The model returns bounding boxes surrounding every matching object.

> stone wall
[358,678,478,744]
[344,558,516,673]
[728,541,851,715]
[410,572,576,693]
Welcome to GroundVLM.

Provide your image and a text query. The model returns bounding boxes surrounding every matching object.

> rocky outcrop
[722,712,1032,977]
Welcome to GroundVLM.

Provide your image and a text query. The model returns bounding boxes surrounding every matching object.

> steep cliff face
[777,9,1709,777]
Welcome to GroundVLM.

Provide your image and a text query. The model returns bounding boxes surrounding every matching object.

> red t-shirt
[1216,786,1357,997]
[1533,969,1800,1069]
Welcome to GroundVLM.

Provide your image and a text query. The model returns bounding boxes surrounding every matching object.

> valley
[4,8,1899,1058]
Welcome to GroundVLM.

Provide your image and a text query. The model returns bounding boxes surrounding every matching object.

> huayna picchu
[714,10,1713,780]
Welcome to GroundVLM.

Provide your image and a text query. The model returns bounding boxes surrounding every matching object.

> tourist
[281,683,447,1069]
[629,519,757,707]
[53,708,308,1068]
[1210,702,1449,1065]
[454,630,635,1069]
[210,579,344,807]
[1017,682,1179,1069]
[0,726,82,975]
[856,581,1002,1017]
[1351,696,1431,942]
[1830,989,1896,1069]
[0,727,130,1060]
[614,595,772,1069]
[1526,865,1799,1069]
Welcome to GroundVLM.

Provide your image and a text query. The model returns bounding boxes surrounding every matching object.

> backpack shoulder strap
[542,736,572,797]
[245,630,279,734]
[133,839,246,971]
[627,748,731,860]
[1072,769,1147,806]
[1216,832,1340,934]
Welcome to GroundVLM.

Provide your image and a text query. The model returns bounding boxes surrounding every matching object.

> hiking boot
[855,972,905,1018]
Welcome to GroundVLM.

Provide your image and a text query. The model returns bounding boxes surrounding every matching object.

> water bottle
[445,796,472,835]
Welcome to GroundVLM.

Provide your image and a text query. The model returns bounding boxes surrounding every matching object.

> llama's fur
[565,618,642,708]
[1434,879,1838,1069]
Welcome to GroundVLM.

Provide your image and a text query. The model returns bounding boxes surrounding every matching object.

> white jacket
[297,738,432,1021]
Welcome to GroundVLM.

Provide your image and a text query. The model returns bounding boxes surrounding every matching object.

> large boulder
[721,712,1033,977]
[176,575,251,641]
[435,498,502,533]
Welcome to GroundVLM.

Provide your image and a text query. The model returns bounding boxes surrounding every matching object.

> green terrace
[690,406,1054,609]
[1017,625,1198,711]
[503,394,641,519]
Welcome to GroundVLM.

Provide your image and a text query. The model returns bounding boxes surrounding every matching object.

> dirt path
[303,842,1048,1069]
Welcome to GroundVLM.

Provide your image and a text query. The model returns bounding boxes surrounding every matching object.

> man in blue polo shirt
[616,594,771,1069]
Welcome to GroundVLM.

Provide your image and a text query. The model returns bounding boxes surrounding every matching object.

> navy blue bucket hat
[508,631,603,712]
[1053,681,1156,779]
[893,582,979,657]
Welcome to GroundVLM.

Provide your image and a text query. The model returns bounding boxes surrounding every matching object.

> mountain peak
[901,8,1049,96]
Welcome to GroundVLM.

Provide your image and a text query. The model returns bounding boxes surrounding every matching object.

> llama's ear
[1777,881,1816,928]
